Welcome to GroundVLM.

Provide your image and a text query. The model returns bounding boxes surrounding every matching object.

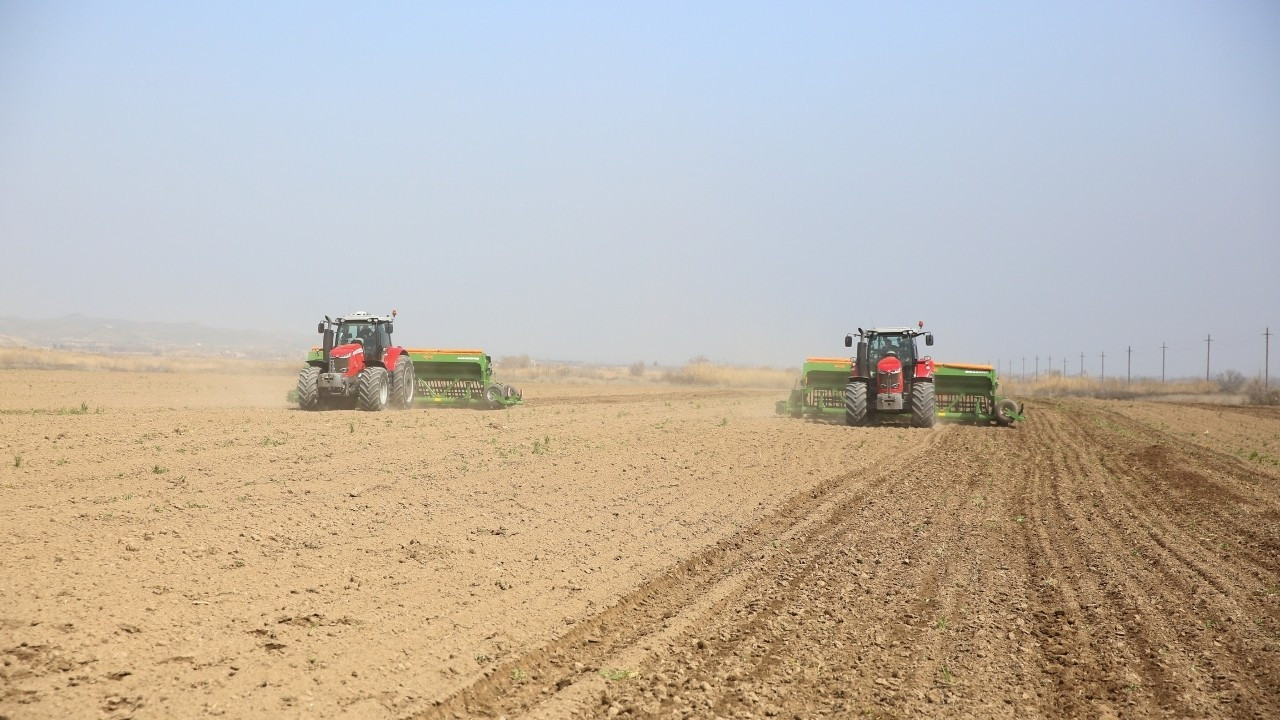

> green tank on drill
[775,357,853,419]
[933,362,1024,425]
[404,349,523,409]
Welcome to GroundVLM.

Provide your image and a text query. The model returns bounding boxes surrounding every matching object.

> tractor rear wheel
[391,356,415,409]
[995,398,1019,426]
[356,368,390,411]
[910,382,936,428]
[296,366,320,411]
[844,382,869,426]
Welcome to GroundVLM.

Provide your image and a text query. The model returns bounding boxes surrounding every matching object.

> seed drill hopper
[933,362,1024,425]
[407,349,522,409]
[776,357,852,419]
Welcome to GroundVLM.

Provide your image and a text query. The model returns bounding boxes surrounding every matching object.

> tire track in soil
[1069,404,1280,627]
[1015,407,1176,717]
[1184,404,1280,421]
[1085,405,1280,712]
[412,429,950,719]
[524,390,752,408]
[1015,402,1280,719]
[415,401,1280,719]
[1098,411,1280,564]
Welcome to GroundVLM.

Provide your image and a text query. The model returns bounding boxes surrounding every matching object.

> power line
[1205,334,1212,382]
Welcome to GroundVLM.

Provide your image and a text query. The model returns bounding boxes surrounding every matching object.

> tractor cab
[322,311,395,366]
[842,321,937,427]
[845,324,933,378]
[336,321,391,358]
[868,332,919,366]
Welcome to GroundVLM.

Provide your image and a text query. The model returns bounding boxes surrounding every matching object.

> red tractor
[843,322,936,427]
[296,310,415,411]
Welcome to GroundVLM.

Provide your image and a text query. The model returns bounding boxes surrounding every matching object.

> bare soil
[2,370,1278,719]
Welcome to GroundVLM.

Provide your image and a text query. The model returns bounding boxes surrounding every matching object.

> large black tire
[391,356,415,409]
[910,381,936,428]
[356,367,390,411]
[844,382,869,426]
[995,398,1019,426]
[296,366,320,411]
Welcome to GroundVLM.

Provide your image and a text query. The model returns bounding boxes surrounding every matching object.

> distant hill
[0,314,311,359]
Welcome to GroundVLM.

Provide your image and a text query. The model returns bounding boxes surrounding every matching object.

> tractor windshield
[869,334,916,363]
[338,323,377,347]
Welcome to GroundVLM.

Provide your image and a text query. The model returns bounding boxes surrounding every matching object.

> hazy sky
[2,1,1277,377]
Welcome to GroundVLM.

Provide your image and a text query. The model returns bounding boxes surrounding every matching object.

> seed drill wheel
[484,385,503,407]
[357,367,390,411]
[844,382,869,426]
[391,356,415,409]
[910,382,936,428]
[995,398,1019,426]
[296,366,320,411]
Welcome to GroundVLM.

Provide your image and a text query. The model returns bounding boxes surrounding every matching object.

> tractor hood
[877,356,903,373]
[329,343,364,360]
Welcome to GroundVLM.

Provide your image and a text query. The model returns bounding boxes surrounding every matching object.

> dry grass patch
[496,358,796,389]
[0,347,296,375]
[1006,374,1224,401]
[662,362,796,389]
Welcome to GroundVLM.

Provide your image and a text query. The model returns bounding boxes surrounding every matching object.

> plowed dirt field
[3,370,1279,719]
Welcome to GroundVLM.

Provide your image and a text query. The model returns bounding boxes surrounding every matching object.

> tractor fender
[382,346,408,372]
[913,357,936,379]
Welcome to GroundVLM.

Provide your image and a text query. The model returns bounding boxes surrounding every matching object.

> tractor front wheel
[357,368,390,411]
[910,382,936,428]
[296,366,320,411]
[844,382,869,426]
[391,357,415,409]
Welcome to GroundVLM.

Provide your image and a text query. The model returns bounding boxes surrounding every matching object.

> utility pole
[1127,346,1132,384]
[1205,334,1212,382]
[1101,351,1106,386]
[1048,354,1053,376]
[1063,357,1066,375]
[1265,327,1272,389]
[1161,342,1167,384]
[1035,356,1039,380]
[1022,357,1025,380]
[1080,352,1085,376]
